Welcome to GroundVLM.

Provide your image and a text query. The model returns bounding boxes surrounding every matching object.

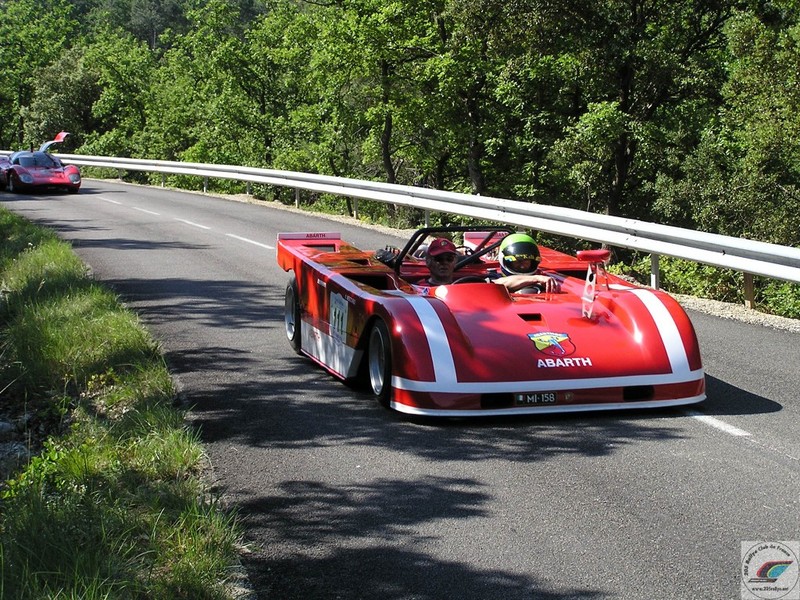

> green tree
[145,0,295,168]
[129,0,187,49]
[80,27,156,157]
[659,7,800,246]
[491,0,732,217]
[21,46,103,149]
[0,0,79,148]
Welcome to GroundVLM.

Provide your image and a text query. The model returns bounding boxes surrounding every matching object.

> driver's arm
[493,274,560,293]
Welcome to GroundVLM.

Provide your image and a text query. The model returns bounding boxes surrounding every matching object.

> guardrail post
[295,188,300,208]
[353,198,358,220]
[203,177,208,193]
[424,210,430,228]
[117,169,123,180]
[246,182,251,195]
[744,273,755,309]
[161,174,165,188]
[650,254,660,289]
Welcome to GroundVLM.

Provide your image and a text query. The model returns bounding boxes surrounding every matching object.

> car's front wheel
[7,174,16,193]
[367,319,392,407]
[285,275,302,354]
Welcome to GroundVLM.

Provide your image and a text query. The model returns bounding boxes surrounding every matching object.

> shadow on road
[697,374,783,416]
[243,527,605,600]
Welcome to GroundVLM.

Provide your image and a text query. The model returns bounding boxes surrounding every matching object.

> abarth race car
[0,131,81,194]
[277,225,705,417]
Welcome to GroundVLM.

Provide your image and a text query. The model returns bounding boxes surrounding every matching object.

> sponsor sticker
[537,357,593,368]
[528,332,576,356]
[528,332,592,368]
[329,292,349,343]
[741,541,800,600]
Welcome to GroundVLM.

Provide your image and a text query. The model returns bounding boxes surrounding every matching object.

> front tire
[367,320,392,407]
[7,175,16,193]
[285,275,302,354]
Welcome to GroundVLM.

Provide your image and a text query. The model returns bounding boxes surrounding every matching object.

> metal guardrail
[4,150,800,303]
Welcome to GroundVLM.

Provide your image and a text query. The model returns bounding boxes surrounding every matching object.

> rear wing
[278,232,341,244]
[276,232,343,270]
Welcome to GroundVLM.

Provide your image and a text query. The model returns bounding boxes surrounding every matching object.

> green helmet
[499,233,541,275]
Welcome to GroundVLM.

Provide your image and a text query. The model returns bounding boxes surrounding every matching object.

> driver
[419,234,559,293]
[493,233,560,293]
[423,238,459,286]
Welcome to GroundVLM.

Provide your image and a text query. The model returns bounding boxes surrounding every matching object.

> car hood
[402,280,702,385]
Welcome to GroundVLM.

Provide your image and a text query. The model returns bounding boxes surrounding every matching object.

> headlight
[69,173,81,183]
[19,173,34,184]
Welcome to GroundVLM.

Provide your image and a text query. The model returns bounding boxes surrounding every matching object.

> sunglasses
[432,254,456,263]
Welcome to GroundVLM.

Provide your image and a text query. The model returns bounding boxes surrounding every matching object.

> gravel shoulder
[673,294,800,333]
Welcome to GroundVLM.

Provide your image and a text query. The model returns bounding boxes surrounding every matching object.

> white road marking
[95,199,275,252]
[225,234,274,250]
[686,411,799,463]
[174,218,211,230]
[687,410,751,437]
[132,207,160,215]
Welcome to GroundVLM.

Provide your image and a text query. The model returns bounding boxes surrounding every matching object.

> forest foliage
[1,0,799,313]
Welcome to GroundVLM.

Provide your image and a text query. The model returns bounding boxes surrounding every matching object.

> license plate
[514,392,558,405]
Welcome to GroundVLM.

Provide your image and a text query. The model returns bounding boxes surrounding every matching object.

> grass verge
[0,208,243,599]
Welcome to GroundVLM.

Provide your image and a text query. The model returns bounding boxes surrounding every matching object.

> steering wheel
[452,275,488,284]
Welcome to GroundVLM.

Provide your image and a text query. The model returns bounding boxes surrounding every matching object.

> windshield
[15,152,59,168]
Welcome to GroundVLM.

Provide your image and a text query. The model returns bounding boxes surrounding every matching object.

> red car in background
[0,131,81,194]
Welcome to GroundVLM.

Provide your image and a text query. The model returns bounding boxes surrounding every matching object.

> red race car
[0,131,81,194]
[277,225,705,417]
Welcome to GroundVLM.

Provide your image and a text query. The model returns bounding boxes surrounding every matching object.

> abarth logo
[528,332,576,357]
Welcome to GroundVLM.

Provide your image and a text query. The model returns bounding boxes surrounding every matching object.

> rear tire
[285,275,302,354]
[367,320,392,407]
[7,175,16,193]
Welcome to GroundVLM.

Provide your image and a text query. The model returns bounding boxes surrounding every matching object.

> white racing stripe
[394,369,705,393]
[393,395,706,417]
[629,289,692,376]
[403,297,458,386]
[226,234,275,250]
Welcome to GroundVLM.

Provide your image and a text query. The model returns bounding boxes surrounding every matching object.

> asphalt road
[2,180,799,600]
